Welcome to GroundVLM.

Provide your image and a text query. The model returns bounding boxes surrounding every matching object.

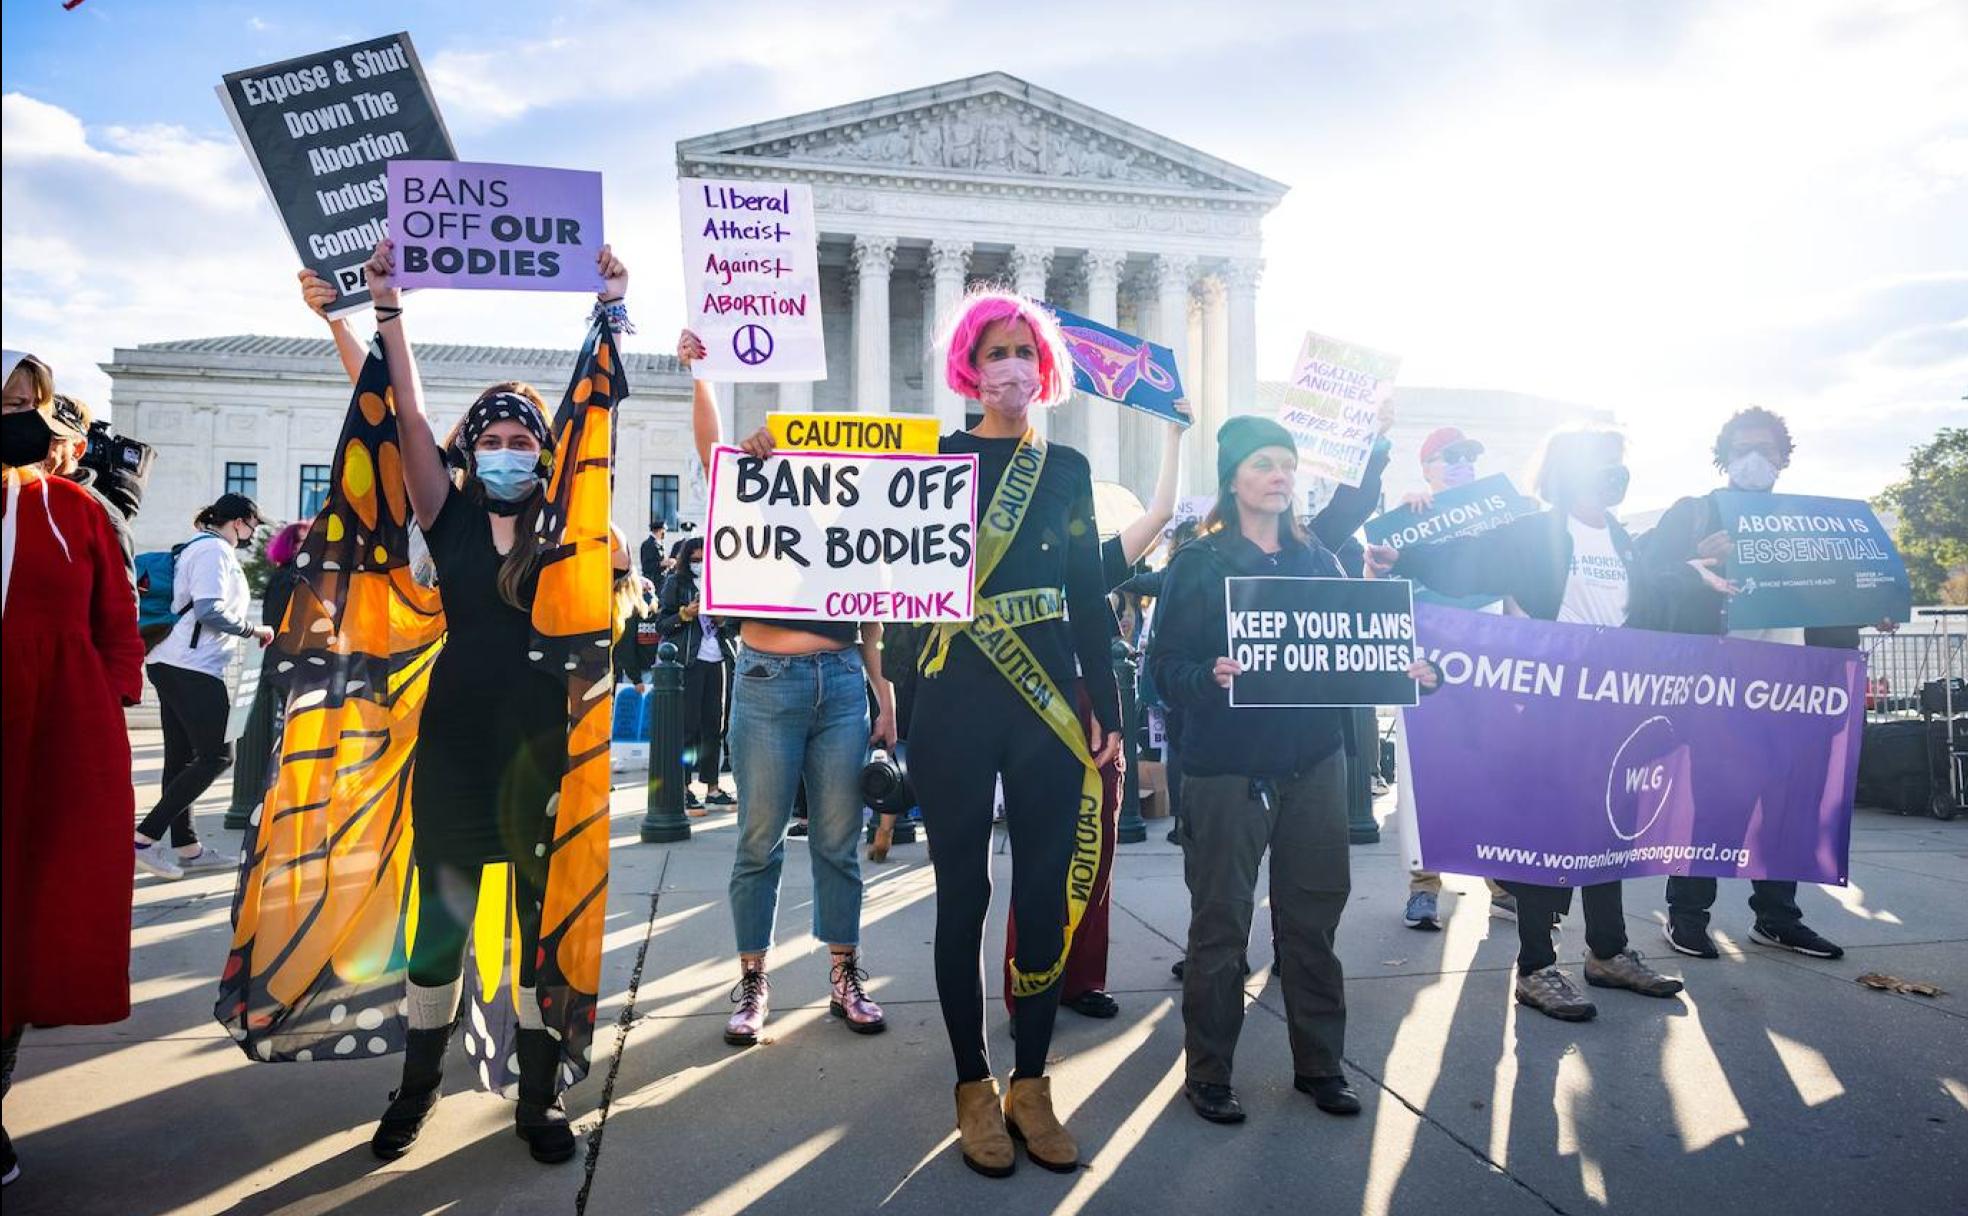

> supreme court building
[108,72,1603,554]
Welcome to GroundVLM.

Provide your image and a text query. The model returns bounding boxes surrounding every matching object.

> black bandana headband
[458,391,553,455]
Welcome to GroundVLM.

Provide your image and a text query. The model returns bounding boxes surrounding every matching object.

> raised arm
[299,268,367,385]
[680,331,720,471]
[362,240,449,531]
[1114,398,1191,566]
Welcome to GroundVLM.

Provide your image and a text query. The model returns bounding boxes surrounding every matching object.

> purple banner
[388,160,603,292]
[1405,603,1862,886]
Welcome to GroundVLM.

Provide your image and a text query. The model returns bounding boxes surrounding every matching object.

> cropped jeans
[727,645,870,955]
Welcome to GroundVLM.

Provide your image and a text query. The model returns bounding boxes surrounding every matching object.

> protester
[682,329,897,1050]
[613,572,658,690]
[1391,426,1514,931]
[134,491,269,880]
[2,349,145,1188]
[1366,427,1685,1021]
[349,239,631,1164]
[657,534,736,813]
[994,398,1192,1025]
[1150,415,1439,1125]
[224,520,310,792]
[1629,407,1866,961]
[891,289,1122,1177]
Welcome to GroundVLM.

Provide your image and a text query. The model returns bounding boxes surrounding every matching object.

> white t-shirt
[148,533,250,680]
[1557,516,1629,628]
[697,611,723,663]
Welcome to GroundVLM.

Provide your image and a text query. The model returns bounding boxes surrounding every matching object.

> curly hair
[1712,407,1793,471]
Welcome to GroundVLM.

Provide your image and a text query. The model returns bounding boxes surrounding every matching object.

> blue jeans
[727,645,871,954]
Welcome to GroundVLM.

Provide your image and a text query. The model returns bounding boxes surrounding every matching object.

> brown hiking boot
[1585,949,1685,998]
[1003,1076,1078,1173]
[954,1079,1014,1178]
[1515,965,1598,1021]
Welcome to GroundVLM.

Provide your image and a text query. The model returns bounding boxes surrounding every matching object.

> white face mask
[1727,451,1779,492]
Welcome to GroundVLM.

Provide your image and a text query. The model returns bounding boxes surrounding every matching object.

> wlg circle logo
[1604,715,1682,841]
[733,324,774,366]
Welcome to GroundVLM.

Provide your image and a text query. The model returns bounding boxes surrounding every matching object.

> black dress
[411,485,567,869]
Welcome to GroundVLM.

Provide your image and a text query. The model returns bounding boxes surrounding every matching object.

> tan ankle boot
[1003,1076,1078,1172]
[954,1079,1015,1177]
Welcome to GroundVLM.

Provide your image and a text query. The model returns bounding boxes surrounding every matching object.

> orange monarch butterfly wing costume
[215,338,443,1063]
[217,324,620,1097]
[454,320,622,1093]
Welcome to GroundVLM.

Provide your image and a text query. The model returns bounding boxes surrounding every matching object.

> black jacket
[656,568,735,667]
[1311,437,1391,554]
[638,535,668,585]
[1391,508,1636,623]
[68,467,135,585]
[1627,490,1862,648]
[1147,528,1348,778]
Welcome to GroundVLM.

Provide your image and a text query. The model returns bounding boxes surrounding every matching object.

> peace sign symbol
[733,324,774,366]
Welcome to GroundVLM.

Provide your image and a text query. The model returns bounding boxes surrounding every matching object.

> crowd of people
[0,249,1881,1188]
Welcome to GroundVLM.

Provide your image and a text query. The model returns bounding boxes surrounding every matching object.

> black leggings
[683,660,727,785]
[912,663,1087,1083]
[1502,880,1627,974]
[406,857,547,989]
[139,663,233,844]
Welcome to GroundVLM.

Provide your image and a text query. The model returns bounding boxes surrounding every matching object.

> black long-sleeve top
[935,432,1121,733]
[1147,528,1348,777]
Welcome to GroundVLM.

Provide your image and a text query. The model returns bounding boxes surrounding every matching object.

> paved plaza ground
[6,728,1965,1215]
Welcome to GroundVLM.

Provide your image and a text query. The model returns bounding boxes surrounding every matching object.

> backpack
[135,533,221,650]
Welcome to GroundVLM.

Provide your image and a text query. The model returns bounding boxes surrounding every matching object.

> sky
[2,0,1963,511]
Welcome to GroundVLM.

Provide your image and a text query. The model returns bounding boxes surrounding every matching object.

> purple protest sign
[1404,603,1862,886]
[387,160,604,292]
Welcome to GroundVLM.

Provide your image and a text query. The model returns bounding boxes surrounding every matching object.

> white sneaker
[134,840,184,880]
[178,845,238,873]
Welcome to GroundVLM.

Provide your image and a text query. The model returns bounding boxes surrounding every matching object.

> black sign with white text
[1225,577,1418,708]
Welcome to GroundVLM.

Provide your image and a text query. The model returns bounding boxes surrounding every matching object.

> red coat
[2,470,143,1036]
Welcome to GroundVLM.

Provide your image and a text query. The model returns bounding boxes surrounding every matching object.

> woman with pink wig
[912,288,1122,1177]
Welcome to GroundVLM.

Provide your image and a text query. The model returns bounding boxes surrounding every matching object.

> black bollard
[639,642,691,843]
[1114,638,1147,844]
[223,667,279,831]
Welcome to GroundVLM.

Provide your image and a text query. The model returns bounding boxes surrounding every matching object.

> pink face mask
[977,357,1041,414]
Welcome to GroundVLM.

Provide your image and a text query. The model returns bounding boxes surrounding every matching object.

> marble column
[1198,276,1229,495]
[852,235,897,413]
[1080,247,1126,481]
[927,240,971,431]
[1009,244,1054,439]
[777,380,813,412]
[1153,253,1201,496]
[1224,258,1262,423]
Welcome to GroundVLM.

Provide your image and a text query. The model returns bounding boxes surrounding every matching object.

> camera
[77,419,154,521]
[860,742,916,817]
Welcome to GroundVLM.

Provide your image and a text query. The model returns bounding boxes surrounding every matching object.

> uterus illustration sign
[1046,305,1188,426]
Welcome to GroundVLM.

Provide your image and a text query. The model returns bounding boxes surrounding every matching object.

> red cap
[1420,426,1484,464]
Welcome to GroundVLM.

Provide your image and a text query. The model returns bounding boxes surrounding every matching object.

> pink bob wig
[941,287,1074,407]
[266,521,309,567]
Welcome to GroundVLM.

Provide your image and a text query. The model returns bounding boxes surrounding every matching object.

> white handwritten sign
[703,446,979,623]
[1276,332,1400,487]
[678,178,824,382]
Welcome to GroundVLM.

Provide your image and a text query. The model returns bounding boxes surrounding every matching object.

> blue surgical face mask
[475,448,540,502]
[1438,461,1476,489]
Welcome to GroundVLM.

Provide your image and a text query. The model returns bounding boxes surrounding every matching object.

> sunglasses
[1431,448,1478,465]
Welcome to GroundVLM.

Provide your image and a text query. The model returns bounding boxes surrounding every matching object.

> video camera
[860,743,916,818]
[77,419,154,521]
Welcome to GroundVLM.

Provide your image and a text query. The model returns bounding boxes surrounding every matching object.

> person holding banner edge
[339,238,630,1164]
[1629,407,1889,961]
[1149,414,1440,1125]
[1392,426,1516,931]
[1365,427,1686,1022]
[680,330,898,1051]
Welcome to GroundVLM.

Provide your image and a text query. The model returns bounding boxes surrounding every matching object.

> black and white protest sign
[219,32,455,316]
[703,447,979,623]
[1225,577,1418,708]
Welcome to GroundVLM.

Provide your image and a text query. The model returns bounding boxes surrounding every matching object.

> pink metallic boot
[828,951,886,1035]
[725,963,770,1047]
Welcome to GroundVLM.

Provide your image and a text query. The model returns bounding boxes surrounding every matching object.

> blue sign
[1047,305,1188,426]
[1364,474,1541,609]
[1717,492,1913,629]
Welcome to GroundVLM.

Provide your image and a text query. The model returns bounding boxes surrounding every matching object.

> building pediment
[678,72,1287,205]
